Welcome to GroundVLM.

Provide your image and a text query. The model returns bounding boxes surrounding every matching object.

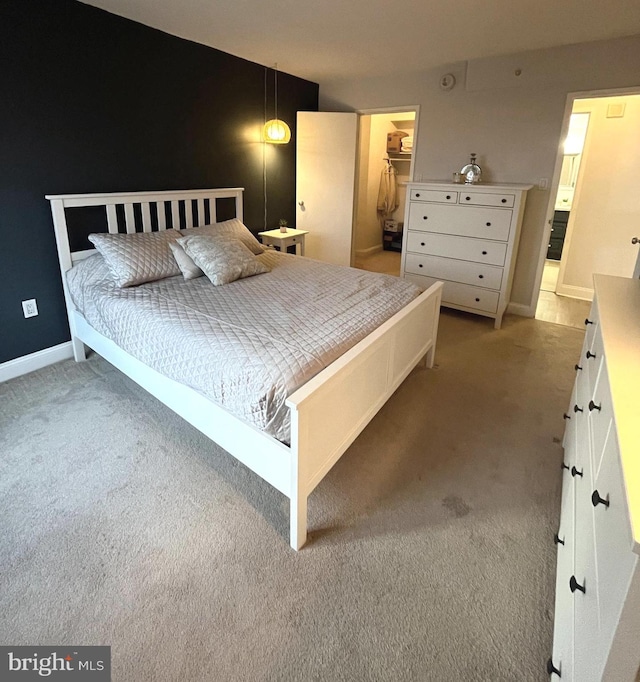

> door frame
[353,105,421,263]
[531,86,640,313]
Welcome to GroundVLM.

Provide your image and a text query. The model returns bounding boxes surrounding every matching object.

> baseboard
[0,342,73,383]
[555,283,593,301]
[506,302,534,318]
[354,244,384,258]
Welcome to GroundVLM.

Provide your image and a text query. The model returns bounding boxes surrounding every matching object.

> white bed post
[288,411,308,550]
[50,198,87,362]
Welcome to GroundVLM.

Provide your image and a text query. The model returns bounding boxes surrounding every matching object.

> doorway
[535,90,640,328]
[352,108,418,276]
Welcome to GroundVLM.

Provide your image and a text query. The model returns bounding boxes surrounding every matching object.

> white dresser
[400,182,531,328]
[550,275,640,681]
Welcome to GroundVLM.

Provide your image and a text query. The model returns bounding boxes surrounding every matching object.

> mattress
[66,250,422,443]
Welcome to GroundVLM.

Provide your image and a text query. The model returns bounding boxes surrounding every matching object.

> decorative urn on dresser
[400,181,532,329]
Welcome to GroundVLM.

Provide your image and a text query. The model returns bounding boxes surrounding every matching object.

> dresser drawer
[458,191,515,208]
[592,428,637,656]
[405,253,503,290]
[405,232,507,266]
[407,203,512,241]
[405,273,500,313]
[410,188,457,203]
[588,362,614,480]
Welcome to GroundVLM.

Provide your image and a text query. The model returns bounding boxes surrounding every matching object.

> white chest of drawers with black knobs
[549,275,640,682]
[400,182,532,329]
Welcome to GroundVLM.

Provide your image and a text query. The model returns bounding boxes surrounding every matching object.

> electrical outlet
[538,177,549,190]
[22,298,38,318]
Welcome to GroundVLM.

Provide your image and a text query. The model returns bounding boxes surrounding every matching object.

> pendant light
[263,63,291,144]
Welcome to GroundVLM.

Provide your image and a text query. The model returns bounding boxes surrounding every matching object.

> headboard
[45,187,245,273]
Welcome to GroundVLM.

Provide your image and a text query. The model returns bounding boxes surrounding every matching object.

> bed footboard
[286,282,442,549]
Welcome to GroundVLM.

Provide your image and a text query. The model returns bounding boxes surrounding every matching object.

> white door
[633,237,640,279]
[296,112,358,265]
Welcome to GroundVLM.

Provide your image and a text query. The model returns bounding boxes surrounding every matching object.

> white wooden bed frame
[46,187,443,550]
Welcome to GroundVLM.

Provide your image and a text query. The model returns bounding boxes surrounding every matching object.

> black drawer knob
[423,216,428,220]
[563,413,571,420]
[465,196,471,201]
[588,400,601,412]
[475,297,480,302]
[570,575,586,594]
[420,242,425,246]
[478,274,484,279]
[486,222,492,226]
[574,364,583,371]
[554,533,565,546]
[585,318,594,325]
[482,250,487,255]
[586,350,596,360]
[418,264,423,268]
[415,193,421,197]
[561,462,570,471]
[571,466,583,478]
[546,658,561,677]
[573,404,583,413]
[591,490,610,508]
[446,195,451,199]
[501,198,507,203]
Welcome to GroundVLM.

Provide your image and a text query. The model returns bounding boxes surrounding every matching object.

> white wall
[559,94,640,298]
[319,34,640,313]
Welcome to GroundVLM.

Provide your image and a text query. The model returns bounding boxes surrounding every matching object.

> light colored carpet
[0,310,583,681]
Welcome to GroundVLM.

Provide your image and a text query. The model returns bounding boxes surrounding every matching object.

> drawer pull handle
[420,242,425,246]
[573,404,583,413]
[569,575,586,594]
[588,400,601,412]
[415,193,421,197]
[585,318,594,325]
[418,264,423,268]
[574,364,583,371]
[486,222,492,226]
[563,412,571,420]
[465,196,471,201]
[554,533,565,546]
[561,462,570,471]
[570,466,583,478]
[546,658,561,677]
[501,198,507,203]
[586,350,596,360]
[423,216,428,220]
[446,195,451,199]
[478,274,484,279]
[591,490,610,508]
[482,250,487,255]
[475,297,480,302]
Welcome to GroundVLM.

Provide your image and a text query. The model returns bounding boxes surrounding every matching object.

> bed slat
[157,202,166,230]
[209,198,217,224]
[124,204,136,234]
[170,201,180,230]
[196,198,205,226]
[106,204,118,234]
[185,199,193,229]
[141,203,152,232]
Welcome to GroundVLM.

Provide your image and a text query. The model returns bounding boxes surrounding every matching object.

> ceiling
[80,0,640,83]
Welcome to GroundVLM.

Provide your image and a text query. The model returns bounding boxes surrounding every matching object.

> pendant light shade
[263,63,290,145]
[263,118,291,144]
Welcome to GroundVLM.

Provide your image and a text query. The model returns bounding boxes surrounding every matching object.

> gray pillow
[178,218,264,255]
[169,241,204,280]
[88,229,181,287]
[177,234,269,286]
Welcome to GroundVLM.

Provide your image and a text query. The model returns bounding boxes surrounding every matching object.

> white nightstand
[258,228,309,256]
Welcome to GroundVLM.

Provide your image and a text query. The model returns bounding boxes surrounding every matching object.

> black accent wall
[0,0,318,364]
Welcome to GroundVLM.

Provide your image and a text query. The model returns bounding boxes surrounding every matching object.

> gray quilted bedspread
[67,250,422,443]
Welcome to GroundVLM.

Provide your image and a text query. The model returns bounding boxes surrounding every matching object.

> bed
[47,187,443,549]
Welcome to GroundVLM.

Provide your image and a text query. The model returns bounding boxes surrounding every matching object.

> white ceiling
[80,0,640,83]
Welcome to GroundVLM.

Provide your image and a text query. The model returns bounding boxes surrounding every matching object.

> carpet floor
[0,310,583,681]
